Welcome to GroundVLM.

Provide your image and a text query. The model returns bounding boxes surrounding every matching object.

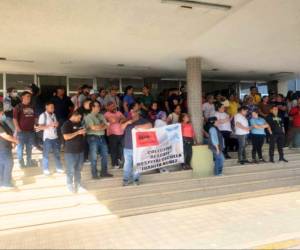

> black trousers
[251,134,265,160]
[220,131,231,156]
[269,133,285,160]
[183,137,193,166]
[108,135,124,166]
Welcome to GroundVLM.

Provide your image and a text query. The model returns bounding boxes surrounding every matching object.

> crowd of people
[0,83,299,191]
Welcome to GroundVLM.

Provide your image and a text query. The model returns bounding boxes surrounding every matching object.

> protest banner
[132,124,184,173]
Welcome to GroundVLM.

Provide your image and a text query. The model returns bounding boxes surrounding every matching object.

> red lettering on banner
[135,131,159,147]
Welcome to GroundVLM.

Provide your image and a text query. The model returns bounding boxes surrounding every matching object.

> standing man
[36,102,64,176]
[266,106,288,163]
[121,109,152,186]
[139,85,153,118]
[3,87,20,132]
[0,103,19,189]
[85,101,113,179]
[13,91,37,168]
[61,111,86,193]
[234,106,251,165]
[104,86,121,111]
[51,86,74,143]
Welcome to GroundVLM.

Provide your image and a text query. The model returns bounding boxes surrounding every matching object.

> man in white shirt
[203,95,215,121]
[37,102,64,175]
[234,106,250,165]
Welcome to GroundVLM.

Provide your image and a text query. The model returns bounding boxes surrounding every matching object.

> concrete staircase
[1,147,300,232]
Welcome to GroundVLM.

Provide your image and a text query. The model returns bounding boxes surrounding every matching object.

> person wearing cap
[234,106,251,165]
[208,116,224,176]
[250,109,271,163]
[89,89,99,102]
[121,108,152,186]
[266,105,288,163]
[0,102,19,189]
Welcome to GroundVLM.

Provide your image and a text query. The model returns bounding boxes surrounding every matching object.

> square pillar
[186,57,203,143]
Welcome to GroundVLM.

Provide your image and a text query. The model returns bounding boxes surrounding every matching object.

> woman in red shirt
[180,113,196,170]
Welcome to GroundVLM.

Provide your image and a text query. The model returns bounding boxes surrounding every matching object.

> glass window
[239,82,254,99]
[97,78,120,91]
[6,74,34,91]
[69,78,93,92]
[256,82,268,97]
[122,78,145,94]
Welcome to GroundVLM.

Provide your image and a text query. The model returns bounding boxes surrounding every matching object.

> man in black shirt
[0,103,19,189]
[51,87,74,143]
[61,111,86,193]
[266,105,288,163]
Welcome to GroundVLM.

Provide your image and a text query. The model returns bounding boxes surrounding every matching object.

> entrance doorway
[38,75,67,103]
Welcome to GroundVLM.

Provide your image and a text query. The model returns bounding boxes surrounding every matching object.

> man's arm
[63,129,85,141]
[0,132,18,144]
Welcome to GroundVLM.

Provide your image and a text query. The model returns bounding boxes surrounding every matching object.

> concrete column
[186,57,203,143]
[277,80,289,95]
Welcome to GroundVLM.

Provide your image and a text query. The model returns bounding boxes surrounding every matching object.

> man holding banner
[122,109,152,186]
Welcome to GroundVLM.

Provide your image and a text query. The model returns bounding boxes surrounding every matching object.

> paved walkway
[1,191,300,249]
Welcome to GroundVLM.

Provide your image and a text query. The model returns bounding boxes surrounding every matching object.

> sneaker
[100,173,113,178]
[26,160,38,168]
[75,185,86,194]
[67,184,75,193]
[123,181,130,187]
[56,169,65,174]
[133,180,140,186]
[43,169,51,176]
[113,165,120,169]
[259,158,267,163]
[279,158,288,163]
[270,159,275,163]
[251,159,258,164]
[239,161,245,165]
[19,160,25,168]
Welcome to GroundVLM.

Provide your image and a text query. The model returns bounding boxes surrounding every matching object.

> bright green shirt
[84,112,107,136]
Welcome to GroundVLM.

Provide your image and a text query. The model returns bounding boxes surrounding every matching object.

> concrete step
[3,166,300,212]
[101,175,300,212]
[2,171,300,231]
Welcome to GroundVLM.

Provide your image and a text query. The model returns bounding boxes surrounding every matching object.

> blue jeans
[0,152,13,187]
[64,152,84,186]
[87,135,108,178]
[17,131,35,165]
[42,138,62,171]
[123,148,140,182]
[213,152,224,176]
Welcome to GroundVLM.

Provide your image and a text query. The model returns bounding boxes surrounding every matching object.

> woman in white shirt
[234,106,251,165]
[215,102,232,159]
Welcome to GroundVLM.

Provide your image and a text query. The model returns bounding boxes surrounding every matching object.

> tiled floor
[1,191,300,249]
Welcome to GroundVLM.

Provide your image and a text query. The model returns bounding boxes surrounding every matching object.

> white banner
[132,124,184,173]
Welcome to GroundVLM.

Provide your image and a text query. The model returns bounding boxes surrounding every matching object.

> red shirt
[181,123,195,138]
[13,104,36,131]
[289,107,300,127]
